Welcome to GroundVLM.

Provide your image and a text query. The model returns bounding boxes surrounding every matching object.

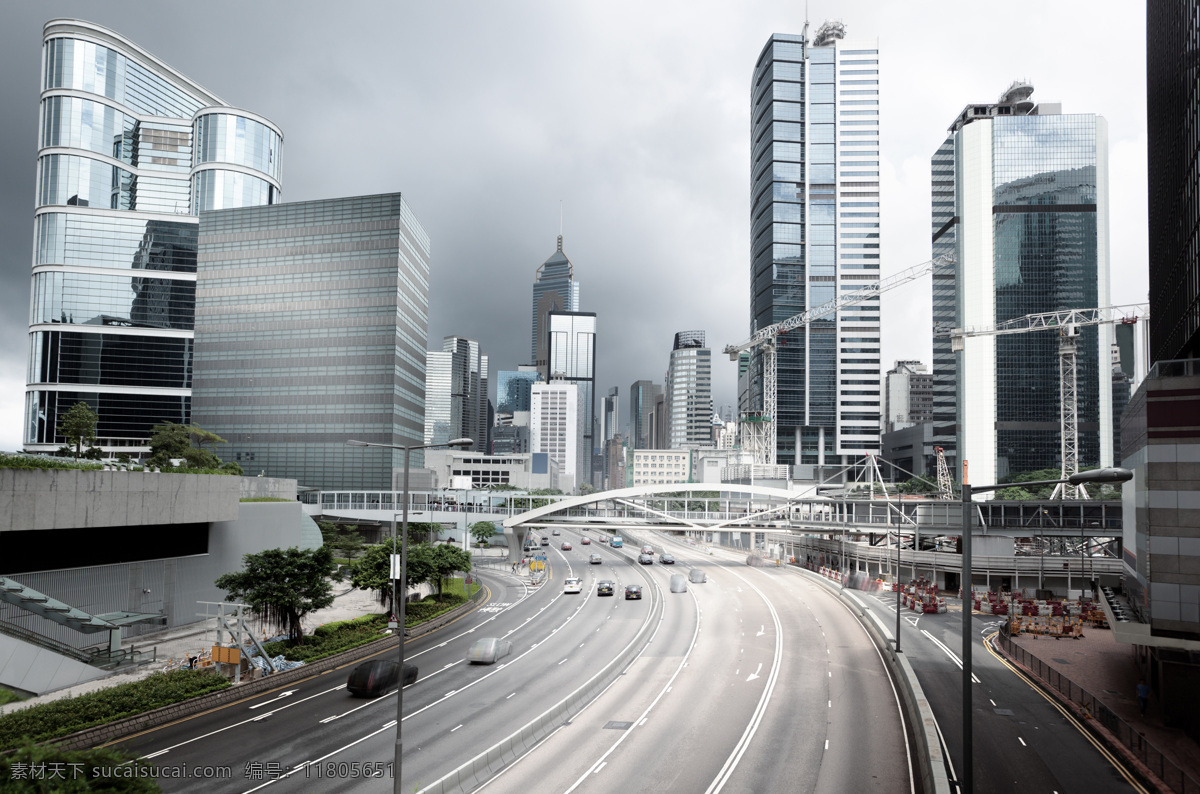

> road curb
[38,587,489,753]
[792,568,953,794]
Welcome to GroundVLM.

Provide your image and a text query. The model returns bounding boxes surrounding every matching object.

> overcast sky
[0,1,1148,452]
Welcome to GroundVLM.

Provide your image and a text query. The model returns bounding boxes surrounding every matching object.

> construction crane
[725,254,954,465]
[934,446,954,500]
[941,303,1147,499]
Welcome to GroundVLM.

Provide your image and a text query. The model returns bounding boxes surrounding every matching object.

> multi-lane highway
[111,527,913,792]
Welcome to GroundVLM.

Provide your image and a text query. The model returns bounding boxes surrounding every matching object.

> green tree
[579,482,596,495]
[333,525,366,561]
[470,521,497,548]
[429,544,472,596]
[347,543,438,614]
[148,422,226,469]
[56,401,98,461]
[214,546,336,642]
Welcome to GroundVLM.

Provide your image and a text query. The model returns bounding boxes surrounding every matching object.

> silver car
[467,638,513,664]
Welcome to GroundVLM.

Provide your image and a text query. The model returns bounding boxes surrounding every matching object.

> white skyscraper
[666,331,713,448]
[531,381,579,493]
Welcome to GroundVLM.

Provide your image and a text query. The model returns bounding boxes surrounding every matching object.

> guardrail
[417,568,666,793]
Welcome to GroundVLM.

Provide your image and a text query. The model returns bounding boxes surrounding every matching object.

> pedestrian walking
[1136,679,1150,716]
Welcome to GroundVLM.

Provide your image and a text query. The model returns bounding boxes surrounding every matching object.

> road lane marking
[1018,737,1026,746]
[451,724,464,732]
[248,690,297,709]
[243,720,397,790]
[558,659,568,665]
[506,692,516,699]
[746,663,762,682]
[825,739,829,750]
[594,762,606,774]
[920,629,981,683]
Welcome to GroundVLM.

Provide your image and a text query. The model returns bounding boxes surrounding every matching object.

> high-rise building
[546,311,596,488]
[628,380,661,449]
[931,83,1111,486]
[749,22,882,467]
[531,236,580,374]
[495,366,542,416]
[531,381,579,493]
[424,336,488,453]
[883,360,932,433]
[666,331,713,448]
[190,194,427,490]
[24,20,282,453]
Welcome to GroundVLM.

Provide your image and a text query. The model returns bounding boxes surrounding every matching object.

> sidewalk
[1004,624,1200,791]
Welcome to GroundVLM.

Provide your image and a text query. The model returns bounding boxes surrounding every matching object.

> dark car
[638,553,653,565]
[659,553,676,564]
[597,580,615,596]
[625,585,643,600]
[347,659,417,697]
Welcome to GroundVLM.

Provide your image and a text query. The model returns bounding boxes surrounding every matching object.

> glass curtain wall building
[532,236,580,373]
[666,331,713,448]
[25,20,281,453]
[628,380,662,450]
[749,22,882,467]
[931,85,1111,487]
[190,194,429,490]
[424,336,488,452]
[547,311,597,488]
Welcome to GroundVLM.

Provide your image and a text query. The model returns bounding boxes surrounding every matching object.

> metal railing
[0,619,155,670]
[996,632,1200,794]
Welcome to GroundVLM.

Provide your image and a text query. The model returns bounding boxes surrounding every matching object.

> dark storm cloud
[0,1,1148,450]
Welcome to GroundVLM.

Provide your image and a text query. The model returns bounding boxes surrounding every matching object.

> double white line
[921,629,980,683]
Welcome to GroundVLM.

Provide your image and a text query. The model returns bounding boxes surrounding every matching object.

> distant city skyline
[0,3,1151,453]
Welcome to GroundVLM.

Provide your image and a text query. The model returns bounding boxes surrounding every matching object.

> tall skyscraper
[531,381,579,493]
[546,311,597,488]
[190,194,427,490]
[496,366,543,416]
[24,20,282,453]
[531,236,580,374]
[749,22,882,467]
[628,380,661,450]
[666,331,713,448]
[931,83,1111,486]
[1148,5,1200,363]
[424,336,488,453]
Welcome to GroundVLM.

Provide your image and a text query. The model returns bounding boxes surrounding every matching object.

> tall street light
[958,466,1131,794]
[346,436,472,794]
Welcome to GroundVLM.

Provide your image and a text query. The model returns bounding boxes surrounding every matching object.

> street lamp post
[958,466,1131,794]
[346,437,472,794]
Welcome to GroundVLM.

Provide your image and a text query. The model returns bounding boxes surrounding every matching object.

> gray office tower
[749,23,883,466]
[629,380,662,449]
[931,83,1111,487]
[191,194,430,489]
[24,20,282,454]
[532,236,580,373]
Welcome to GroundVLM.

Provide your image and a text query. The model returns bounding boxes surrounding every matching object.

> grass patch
[0,669,229,752]
[1,740,161,792]
[240,497,293,502]
[0,687,22,706]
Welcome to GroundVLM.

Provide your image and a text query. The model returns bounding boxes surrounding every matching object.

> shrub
[0,740,160,792]
[0,670,228,752]
[261,614,390,662]
[0,453,102,472]
[0,687,22,706]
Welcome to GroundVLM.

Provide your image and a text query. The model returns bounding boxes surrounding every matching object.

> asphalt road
[855,587,1144,793]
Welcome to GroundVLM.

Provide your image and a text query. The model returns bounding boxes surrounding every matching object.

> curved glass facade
[194,113,282,179]
[191,169,278,212]
[25,22,282,452]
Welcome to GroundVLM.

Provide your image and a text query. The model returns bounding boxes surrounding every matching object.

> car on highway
[670,574,687,593]
[552,529,560,535]
[688,568,707,583]
[597,580,615,596]
[540,537,549,546]
[561,542,572,550]
[589,553,602,564]
[638,553,653,565]
[659,553,675,564]
[346,660,418,697]
[581,537,591,545]
[563,577,583,594]
[625,584,642,600]
[467,637,513,664]
[641,545,654,555]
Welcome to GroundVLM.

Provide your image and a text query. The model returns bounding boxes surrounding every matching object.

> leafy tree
[317,520,340,547]
[486,483,521,491]
[333,526,366,561]
[428,544,472,596]
[347,542,437,614]
[56,401,98,460]
[406,521,440,546]
[214,546,336,642]
[470,520,497,547]
[898,476,939,495]
[188,425,228,452]
[148,422,227,469]
[579,482,596,495]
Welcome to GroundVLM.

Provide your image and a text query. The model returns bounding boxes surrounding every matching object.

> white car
[563,577,583,594]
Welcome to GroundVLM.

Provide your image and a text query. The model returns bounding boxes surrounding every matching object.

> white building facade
[531,381,579,493]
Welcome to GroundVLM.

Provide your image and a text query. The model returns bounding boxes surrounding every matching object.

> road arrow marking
[746,663,762,682]
[249,690,297,709]
[756,626,765,636]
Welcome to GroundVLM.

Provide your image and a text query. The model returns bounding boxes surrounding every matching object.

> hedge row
[0,454,102,472]
[1,740,160,792]
[261,614,390,663]
[0,670,229,752]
